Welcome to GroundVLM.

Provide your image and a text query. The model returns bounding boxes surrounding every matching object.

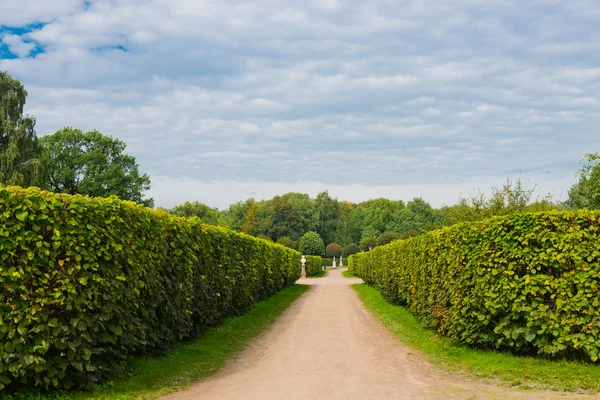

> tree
[170,201,219,224]
[40,127,153,206]
[266,193,318,241]
[399,229,419,240]
[276,236,298,250]
[315,191,341,245]
[568,153,600,209]
[0,71,44,187]
[376,231,400,247]
[325,242,343,258]
[299,231,325,256]
[359,237,376,252]
[343,243,360,257]
[221,198,255,231]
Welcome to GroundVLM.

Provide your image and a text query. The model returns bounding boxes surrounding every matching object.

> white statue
[332,257,337,268]
[339,256,343,267]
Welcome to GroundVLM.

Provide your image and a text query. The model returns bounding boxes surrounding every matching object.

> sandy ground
[163,269,597,400]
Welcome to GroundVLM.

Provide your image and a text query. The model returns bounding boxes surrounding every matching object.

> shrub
[399,229,419,240]
[359,237,376,252]
[325,243,343,258]
[349,210,600,362]
[276,236,297,250]
[0,185,300,392]
[257,234,273,242]
[299,231,324,256]
[376,231,400,247]
[343,243,360,257]
[304,255,323,276]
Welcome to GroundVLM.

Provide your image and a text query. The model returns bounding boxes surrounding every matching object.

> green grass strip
[9,285,309,400]
[307,270,326,278]
[352,283,600,393]
[342,270,356,278]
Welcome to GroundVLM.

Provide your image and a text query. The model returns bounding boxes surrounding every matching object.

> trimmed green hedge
[0,186,300,392]
[304,255,323,276]
[349,210,600,362]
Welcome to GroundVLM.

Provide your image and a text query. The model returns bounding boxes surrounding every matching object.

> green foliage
[221,198,255,231]
[343,243,360,257]
[325,242,342,258]
[568,153,600,210]
[349,210,600,362]
[40,127,153,206]
[376,231,400,247]
[359,237,376,252]
[0,71,44,187]
[399,229,419,240]
[315,191,341,245]
[442,176,557,226]
[265,193,318,241]
[169,201,219,225]
[0,185,300,393]
[299,231,324,256]
[304,255,323,277]
[276,236,297,250]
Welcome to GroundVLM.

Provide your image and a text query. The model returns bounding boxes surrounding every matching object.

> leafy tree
[257,235,273,242]
[221,198,255,230]
[361,226,380,241]
[325,242,343,258]
[359,237,377,252]
[315,191,341,245]
[266,193,318,241]
[241,201,260,235]
[299,231,325,256]
[568,153,600,209]
[0,71,44,187]
[170,201,219,225]
[343,243,360,257]
[376,231,400,247]
[399,229,419,240]
[276,236,298,250]
[41,127,153,206]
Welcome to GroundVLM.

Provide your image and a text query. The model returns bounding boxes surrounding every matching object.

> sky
[1,0,599,209]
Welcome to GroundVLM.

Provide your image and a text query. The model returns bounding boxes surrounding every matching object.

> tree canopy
[0,71,44,187]
[40,127,153,206]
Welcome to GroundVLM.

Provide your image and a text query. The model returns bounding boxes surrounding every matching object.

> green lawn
[307,270,326,278]
[342,270,357,278]
[353,283,600,393]
[8,284,309,400]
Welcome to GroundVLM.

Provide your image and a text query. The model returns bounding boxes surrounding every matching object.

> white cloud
[1,33,36,57]
[0,0,598,208]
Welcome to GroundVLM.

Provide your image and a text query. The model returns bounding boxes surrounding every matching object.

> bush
[276,236,297,250]
[304,255,323,276]
[376,231,400,247]
[343,243,360,257]
[349,210,600,362]
[299,231,324,256]
[325,242,342,258]
[399,229,419,240]
[359,237,376,252]
[0,185,300,392]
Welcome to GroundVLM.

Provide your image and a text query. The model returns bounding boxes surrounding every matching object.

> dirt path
[163,269,595,400]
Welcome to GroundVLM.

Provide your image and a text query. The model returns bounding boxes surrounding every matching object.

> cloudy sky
[1,0,599,209]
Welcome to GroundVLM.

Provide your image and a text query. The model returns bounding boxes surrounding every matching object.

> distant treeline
[165,156,600,255]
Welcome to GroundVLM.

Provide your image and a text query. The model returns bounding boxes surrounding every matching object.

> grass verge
[352,283,600,393]
[9,284,309,400]
[343,270,356,278]
[307,270,326,278]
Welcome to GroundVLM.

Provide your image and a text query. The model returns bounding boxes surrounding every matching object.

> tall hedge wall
[304,255,323,276]
[0,186,300,392]
[349,210,600,362]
